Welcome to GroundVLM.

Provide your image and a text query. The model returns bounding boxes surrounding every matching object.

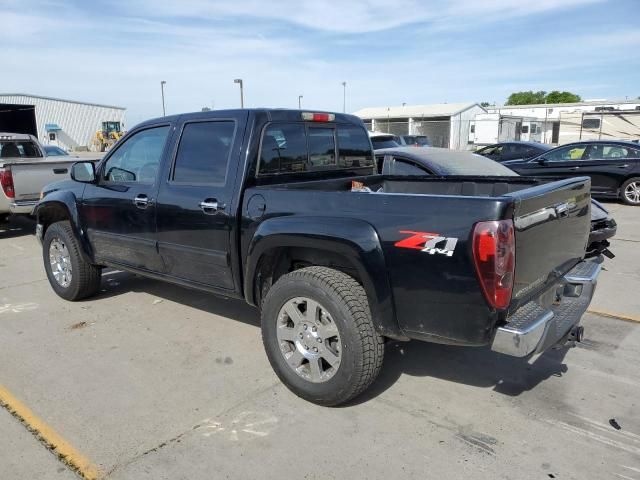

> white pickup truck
[0,133,97,222]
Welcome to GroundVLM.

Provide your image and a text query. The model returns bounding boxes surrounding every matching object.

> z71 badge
[394,230,458,257]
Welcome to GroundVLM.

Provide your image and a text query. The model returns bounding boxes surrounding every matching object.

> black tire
[620,177,640,206]
[261,266,384,406]
[43,221,102,301]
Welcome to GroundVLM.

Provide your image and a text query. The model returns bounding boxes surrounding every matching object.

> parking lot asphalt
[1,203,639,480]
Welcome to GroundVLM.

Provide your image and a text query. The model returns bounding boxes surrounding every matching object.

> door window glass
[543,145,586,162]
[393,159,430,175]
[172,121,235,184]
[102,126,170,183]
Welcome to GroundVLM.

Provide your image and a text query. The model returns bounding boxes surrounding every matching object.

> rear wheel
[621,177,640,206]
[261,266,384,406]
[43,221,102,301]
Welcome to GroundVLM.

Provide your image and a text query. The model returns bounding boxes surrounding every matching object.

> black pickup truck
[36,109,600,406]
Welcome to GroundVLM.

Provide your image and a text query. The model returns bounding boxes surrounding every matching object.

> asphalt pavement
[0,203,638,479]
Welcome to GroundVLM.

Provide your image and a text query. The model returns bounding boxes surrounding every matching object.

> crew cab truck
[35,109,600,406]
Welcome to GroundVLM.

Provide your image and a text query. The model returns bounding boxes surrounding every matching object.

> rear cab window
[258,123,374,176]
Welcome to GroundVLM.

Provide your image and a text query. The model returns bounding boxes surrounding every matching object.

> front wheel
[43,221,102,301]
[261,266,384,406]
[621,177,640,206]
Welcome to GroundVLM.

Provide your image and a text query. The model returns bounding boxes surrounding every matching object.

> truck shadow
[95,270,572,401]
[0,216,35,239]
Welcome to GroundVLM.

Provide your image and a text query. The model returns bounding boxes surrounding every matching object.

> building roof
[490,99,640,110]
[353,102,482,120]
[0,93,125,110]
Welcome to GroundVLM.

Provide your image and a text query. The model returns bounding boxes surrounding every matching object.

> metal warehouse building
[0,93,126,151]
[353,103,486,149]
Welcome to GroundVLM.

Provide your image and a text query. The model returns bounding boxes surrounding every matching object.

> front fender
[245,216,403,339]
[35,190,94,262]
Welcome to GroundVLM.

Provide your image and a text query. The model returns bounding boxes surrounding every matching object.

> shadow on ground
[0,216,35,239]
[96,270,573,403]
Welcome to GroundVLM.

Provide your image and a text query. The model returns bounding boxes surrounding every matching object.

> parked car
[0,133,97,222]
[396,135,431,147]
[368,131,400,149]
[43,145,73,157]
[475,141,552,162]
[504,140,640,205]
[37,109,599,406]
[375,147,616,259]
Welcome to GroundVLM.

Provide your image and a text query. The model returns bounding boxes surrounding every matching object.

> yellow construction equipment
[92,121,124,152]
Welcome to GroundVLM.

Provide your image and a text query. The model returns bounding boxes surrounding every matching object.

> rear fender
[245,216,402,339]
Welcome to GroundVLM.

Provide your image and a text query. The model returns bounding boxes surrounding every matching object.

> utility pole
[341,81,347,113]
[160,80,166,116]
[298,95,303,109]
[234,79,244,108]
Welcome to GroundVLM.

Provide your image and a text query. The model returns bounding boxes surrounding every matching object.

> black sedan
[475,141,552,162]
[375,147,616,259]
[504,140,640,205]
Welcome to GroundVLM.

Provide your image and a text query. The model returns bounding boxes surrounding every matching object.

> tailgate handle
[555,201,575,218]
[53,168,68,174]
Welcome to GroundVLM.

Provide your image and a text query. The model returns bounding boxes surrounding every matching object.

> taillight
[301,112,335,122]
[472,220,515,310]
[0,169,14,199]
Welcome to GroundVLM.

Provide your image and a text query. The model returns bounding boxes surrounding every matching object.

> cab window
[102,126,170,183]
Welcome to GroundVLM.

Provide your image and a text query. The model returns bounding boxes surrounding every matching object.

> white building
[353,103,486,149]
[487,99,640,145]
[0,93,126,151]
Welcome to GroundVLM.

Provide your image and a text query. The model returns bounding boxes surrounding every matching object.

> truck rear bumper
[9,200,38,215]
[491,260,600,357]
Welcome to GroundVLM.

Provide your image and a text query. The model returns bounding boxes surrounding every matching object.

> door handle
[617,164,630,169]
[199,198,225,214]
[569,166,580,171]
[134,194,152,209]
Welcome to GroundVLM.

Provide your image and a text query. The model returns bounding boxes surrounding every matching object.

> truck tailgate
[508,176,591,310]
[9,159,79,201]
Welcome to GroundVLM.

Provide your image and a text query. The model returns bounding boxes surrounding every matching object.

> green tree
[545,91,582,103]
[480,101,491,107]
[505,90,582,105]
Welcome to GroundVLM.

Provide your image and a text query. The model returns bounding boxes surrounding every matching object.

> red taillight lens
[472,220,515,310]
[0,169,14,199]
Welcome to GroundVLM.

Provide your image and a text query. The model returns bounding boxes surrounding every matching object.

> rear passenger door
[579,144,638,194]
[155,112,247,290]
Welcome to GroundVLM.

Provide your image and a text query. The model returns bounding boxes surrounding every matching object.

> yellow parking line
[587,309,640,324]
[0,384,101,480]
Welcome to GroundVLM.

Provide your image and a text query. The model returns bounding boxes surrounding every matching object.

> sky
[2,0,640,126]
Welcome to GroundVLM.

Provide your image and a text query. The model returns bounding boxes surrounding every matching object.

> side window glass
[173,121,235,184]
[103,126,170,183]
[601,145,628,159]
[628,148,640,159]
[393,159,429,175]
[259,123,308,174]
[544,145,586,162]
[308,127,336,168]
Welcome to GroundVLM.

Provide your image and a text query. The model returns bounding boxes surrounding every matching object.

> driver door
[80,124,172,271]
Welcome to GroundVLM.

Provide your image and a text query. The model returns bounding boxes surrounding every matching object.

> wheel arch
[245,216,404,340]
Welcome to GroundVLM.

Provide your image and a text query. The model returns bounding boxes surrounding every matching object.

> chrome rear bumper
[491,261,600,357]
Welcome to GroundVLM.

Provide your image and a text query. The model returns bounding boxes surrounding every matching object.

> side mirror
[71,161,96,183]
[536,157,548,165]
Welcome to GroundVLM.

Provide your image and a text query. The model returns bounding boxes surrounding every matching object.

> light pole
[160,80,166,116]
[341,81,347,113]
[298,95,303,109]
[234,79,244,108]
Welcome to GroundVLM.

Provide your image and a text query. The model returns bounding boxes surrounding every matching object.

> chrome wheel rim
[276,297,342,383]
[624,182,640,204]
[49,237,72,288]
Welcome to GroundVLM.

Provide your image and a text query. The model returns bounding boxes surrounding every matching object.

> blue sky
[2,0,639,126]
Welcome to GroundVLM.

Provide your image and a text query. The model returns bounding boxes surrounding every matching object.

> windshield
[0,140,43,158]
